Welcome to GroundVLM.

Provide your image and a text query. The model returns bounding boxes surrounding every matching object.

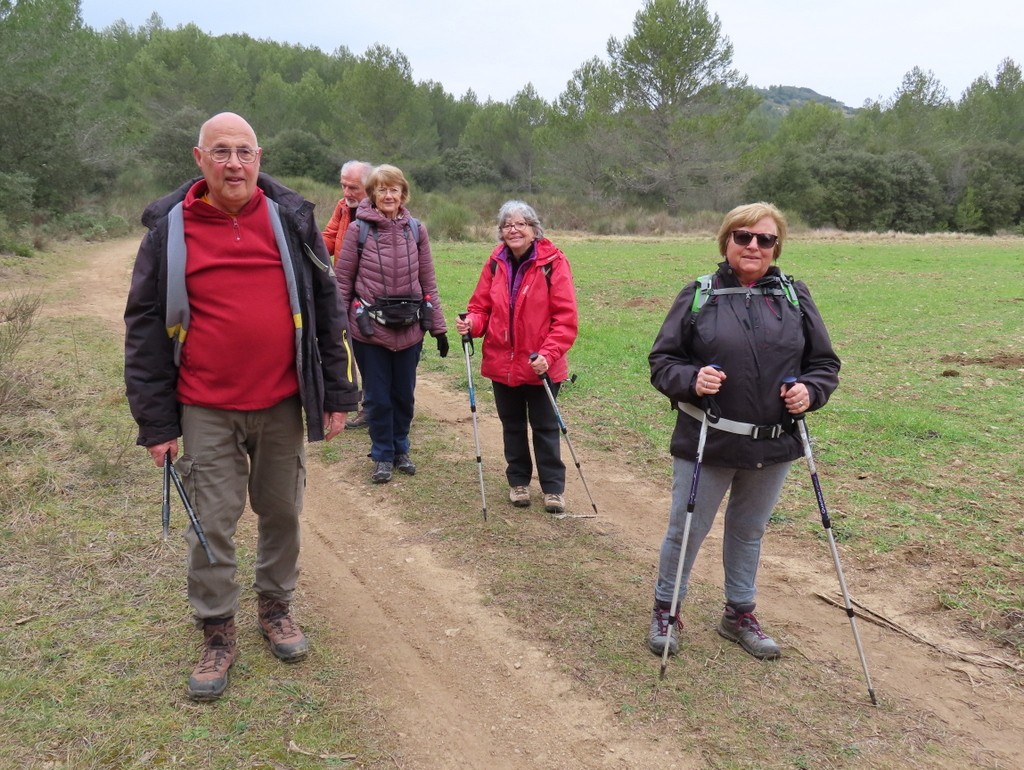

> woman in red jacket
[455,201,578,513]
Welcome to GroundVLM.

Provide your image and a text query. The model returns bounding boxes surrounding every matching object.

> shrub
[427,202,474,241]
[0,214,33,257]
[0,172,36,226]
[0,291,42,411]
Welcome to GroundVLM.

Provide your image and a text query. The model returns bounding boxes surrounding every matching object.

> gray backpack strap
[265,199,303,329]
[165,202,189,367]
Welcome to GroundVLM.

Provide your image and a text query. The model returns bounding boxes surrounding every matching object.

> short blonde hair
[716,202,788,260]
[367,164,410,207]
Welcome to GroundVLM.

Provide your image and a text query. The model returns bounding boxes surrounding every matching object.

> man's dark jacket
[124,173,359,446]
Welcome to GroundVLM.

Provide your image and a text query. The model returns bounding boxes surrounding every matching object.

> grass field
[1,231,1021,768]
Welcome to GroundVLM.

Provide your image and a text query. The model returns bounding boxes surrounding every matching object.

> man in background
[322,159,373,429]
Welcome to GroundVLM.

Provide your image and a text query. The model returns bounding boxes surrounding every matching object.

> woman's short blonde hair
[716,202,788,260]
[367,164,410,206]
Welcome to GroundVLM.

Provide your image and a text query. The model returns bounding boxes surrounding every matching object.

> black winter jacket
[124,173,359,446]
[650,261,840,469]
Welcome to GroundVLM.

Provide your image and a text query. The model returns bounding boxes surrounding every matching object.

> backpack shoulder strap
[690,274,714,313]
[356,219,372,259]
[779,272,800,308]
[690,272,801,313]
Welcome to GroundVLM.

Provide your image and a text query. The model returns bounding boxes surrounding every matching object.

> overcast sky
[79,0,1021,108]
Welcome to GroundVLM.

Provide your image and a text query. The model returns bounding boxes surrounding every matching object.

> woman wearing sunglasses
[645,202,840,662]
[455,200,578,514]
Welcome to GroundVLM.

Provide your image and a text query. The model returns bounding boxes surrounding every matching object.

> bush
[0,172,36,226]
[261,130,336,183]
[0,214,32,257]
[427,202,474,241]
[0,291,42,411]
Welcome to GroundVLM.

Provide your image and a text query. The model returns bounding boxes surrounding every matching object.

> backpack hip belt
[678,402,786,440]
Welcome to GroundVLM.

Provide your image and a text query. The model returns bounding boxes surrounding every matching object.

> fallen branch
[287,740,357,762]
[815,592,1024,674]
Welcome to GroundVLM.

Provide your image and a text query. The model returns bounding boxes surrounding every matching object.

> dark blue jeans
[354,339,422,462]
[492,380,565,494]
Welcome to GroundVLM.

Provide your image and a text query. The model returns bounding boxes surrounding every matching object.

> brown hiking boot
[257,596,309,663]
[187,617,237,702]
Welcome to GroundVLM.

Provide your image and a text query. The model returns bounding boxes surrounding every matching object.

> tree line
[2,0,1022,238]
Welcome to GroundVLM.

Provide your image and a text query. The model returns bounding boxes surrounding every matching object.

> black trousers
[492,380,565,494]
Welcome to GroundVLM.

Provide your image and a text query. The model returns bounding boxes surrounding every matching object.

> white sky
[79,0,1022,107]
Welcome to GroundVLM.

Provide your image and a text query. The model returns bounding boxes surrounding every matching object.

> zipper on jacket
[232,217,240,242]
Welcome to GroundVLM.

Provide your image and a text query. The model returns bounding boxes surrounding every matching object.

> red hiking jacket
[464,238,578,386]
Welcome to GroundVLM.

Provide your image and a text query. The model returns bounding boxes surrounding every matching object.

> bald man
[125,112,360,701]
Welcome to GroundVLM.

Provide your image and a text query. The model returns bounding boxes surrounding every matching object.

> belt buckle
[751,424,781,440]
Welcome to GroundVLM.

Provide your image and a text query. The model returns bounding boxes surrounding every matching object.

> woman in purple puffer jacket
[336,164,448,484]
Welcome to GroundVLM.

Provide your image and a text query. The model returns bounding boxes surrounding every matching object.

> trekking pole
[659,366,719,680]
[162,451,172,541]
[783,377,877,706]
[166,460,217,565]
[529,353,598,515]
[459,314,487,521]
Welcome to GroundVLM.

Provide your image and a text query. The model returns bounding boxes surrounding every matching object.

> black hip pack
[367,295,421,328]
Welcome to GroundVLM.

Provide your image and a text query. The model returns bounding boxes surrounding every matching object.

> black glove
[434,332,449,358]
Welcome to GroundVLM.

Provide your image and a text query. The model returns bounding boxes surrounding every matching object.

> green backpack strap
[691,272,800,313]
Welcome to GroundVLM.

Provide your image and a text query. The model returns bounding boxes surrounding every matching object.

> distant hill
[756,85,857,116]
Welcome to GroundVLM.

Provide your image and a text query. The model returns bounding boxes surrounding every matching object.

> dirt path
[76,237,1023,769]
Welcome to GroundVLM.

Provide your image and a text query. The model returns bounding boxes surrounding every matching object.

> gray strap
[678,402,785,440]
[165,202,189,367]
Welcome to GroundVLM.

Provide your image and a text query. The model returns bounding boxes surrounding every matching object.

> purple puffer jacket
[335,200,446,352]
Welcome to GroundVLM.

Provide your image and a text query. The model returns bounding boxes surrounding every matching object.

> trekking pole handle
[457,312,473,345]
[782,376,805,420]
[700,363,722,419]
[528,352,553,387]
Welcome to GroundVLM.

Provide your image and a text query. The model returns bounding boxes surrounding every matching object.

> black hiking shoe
[395,454,416,475]
[371,461,393,483]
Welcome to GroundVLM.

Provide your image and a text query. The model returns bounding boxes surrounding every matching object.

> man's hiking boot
[395,453,416,475]
[543,492,565,513]
[647,605,682,657]
[187,617,237,702]
[716,603,781,660]
[257,596,309,663]
[371,460,393,483]
[345,409,368,430]
[509,485,531,507]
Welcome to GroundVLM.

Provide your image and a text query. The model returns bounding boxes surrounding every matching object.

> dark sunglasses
[732,230,779,249]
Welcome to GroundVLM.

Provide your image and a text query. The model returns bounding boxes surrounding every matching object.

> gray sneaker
[716,603,781,660]
[509,485,531,507]
[371,461,393,483]
[543,493,565,513]
[647,605,682,657]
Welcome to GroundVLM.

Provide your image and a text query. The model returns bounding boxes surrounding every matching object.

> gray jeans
[178,396,305,620]
[654,457,792,609]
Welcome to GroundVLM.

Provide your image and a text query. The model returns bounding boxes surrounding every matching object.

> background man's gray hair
[340,160,373,183]
[496,200,544,239]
